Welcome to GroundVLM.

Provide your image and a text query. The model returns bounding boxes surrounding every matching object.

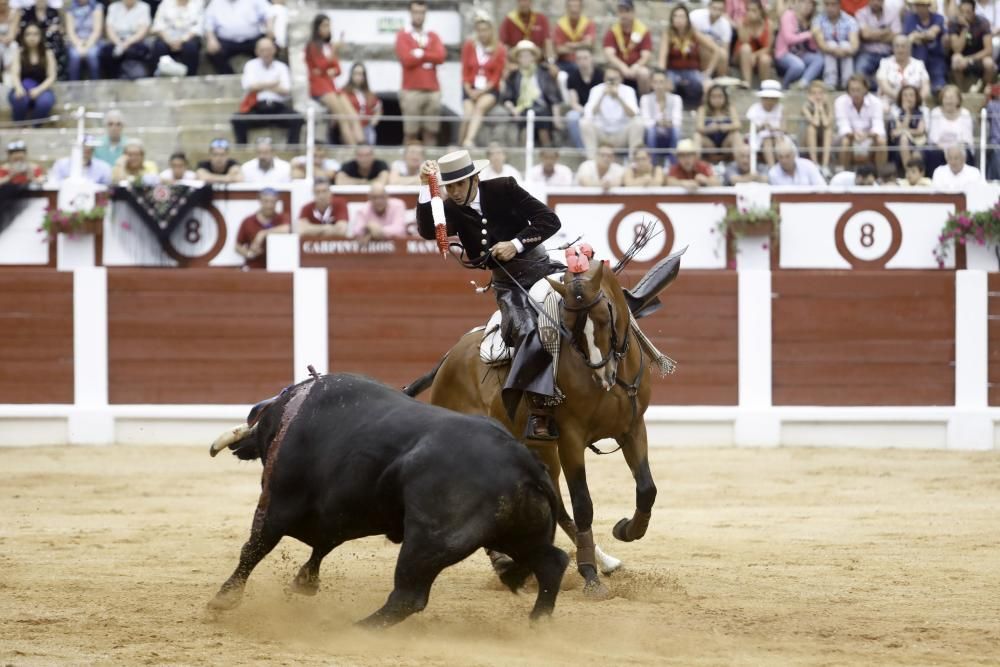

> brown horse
[405,256,661,597]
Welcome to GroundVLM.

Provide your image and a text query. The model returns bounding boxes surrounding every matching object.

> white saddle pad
[479,275,561,365]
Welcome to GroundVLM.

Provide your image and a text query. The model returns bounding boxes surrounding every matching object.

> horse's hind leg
[290,542,340,595]
[612,421,657,543]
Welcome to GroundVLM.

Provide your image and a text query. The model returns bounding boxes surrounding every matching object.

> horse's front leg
[558,435,610,599]
[612,420,657,542]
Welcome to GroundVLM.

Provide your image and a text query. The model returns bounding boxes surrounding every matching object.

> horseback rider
[416,149,565,441]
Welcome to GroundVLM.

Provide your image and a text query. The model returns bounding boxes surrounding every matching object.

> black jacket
[416,176,561,264]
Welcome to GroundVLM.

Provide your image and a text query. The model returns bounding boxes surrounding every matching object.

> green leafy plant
[713,204,780,268]
[39,192,110,241]
[933,201,1000,268]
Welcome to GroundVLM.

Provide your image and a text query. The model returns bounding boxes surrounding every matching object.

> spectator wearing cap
[575,143,625,189]
[813,0,859,90]
[834,73,886,169]
[197,138,243,183]
[564,47,603,149]
[949,0,995,91]
[111,139,158,183]
[296,178,349,239]
[395,0,445,146]
[641,69,683,167]
[605,0,652,95]
[932,143,982,188]
[306,14,363,146]
[0,140,45,185]
[9,22,56,126]
[204,0,270,75]
[580,66,643,159]
[690,0,732,79]
[389,143,425,186]
[480,142,522,182]
[460,11,506,148]
[658,4,716,108]
[231,37,304,146]
[553,0,595,69]
[500,0,553,61]
[875,36,931,109]
[351,183,408,241]
[50,136,112,185]
[666,139,720,190]
[159,152,196,183]
[236,187,289,269]
[241,137,291,184]
[501,39,562,148]
[526,147,574,186]
[150,0,204,77]
[775,0,822,89]
[903,0,948,94]
[768,138,827,185]
[95,109,128,165]
[64,0,104,81]
[853,0,899,88]
[100,0,152,79]
[745,80,786,168]
[335,145,389,186]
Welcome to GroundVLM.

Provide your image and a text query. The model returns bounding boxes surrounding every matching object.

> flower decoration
[932,201,1000,268]
[39,192,110,241]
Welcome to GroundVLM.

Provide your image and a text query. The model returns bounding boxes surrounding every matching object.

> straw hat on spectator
[472,9,493,25]
[511,40,542,60]
[676,139,698,154]
[757,80,784,99]
[436,149,489,185]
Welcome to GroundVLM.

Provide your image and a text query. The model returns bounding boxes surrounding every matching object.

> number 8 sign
[833,203,902,269]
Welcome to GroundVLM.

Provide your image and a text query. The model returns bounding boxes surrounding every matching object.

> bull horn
[209,423,255,458]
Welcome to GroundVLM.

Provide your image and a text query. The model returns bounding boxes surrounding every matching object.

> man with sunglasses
[196,138,243,183]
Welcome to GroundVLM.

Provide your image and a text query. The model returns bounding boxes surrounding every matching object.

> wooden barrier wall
[990,274,1000,407]
[106,270,294,404]
[0,269,74,403]
[772,272,956,406]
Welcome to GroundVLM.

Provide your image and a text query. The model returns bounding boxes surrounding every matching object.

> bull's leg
[208,523,282,611]
[525,545,570,621]
[358,535,474,629]
[612,421,657,543]
[290,543,338,596]
[559,442,609,600]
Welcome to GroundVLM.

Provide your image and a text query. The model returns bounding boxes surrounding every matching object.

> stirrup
[526,413,559,441]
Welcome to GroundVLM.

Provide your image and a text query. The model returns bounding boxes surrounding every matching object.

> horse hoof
[582,578,611,600]
[595,545,623,575]
[612,518,634,542]
[288,577,319,596]
[207,588,243,611]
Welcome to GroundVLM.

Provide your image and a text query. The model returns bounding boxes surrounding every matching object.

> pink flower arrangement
[933,202,1000,268]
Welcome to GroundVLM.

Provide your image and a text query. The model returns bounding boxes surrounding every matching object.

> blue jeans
[645,125,678,167]
[854,50,885,89]
[776,51,824,88]
[669,69,703,109]
[8,79,55,124]
[565,108,585,149]
[67,42,101,80]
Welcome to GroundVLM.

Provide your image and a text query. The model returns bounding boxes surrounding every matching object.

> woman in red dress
[342,62,383,145]
[305,15,363,145]
[459,12,506,147]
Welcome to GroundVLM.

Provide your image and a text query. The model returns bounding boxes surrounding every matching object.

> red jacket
[395,28,446,91]
[460,39,507,91]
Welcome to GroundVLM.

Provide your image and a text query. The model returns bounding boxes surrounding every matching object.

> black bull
[207,373,570,627]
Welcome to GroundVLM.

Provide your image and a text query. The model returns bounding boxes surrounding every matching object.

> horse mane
[612,221,660,275]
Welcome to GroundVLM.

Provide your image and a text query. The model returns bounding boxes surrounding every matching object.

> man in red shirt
[296,179,349,239]
[666,139,721,189]
[0,141,45,186]
[500,0,555,62]
[553,0,596,68]
[602,0,652,94]
[395,0,446,146]
[235,188,291,269]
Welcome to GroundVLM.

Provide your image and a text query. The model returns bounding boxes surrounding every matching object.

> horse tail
[402,351,450,397]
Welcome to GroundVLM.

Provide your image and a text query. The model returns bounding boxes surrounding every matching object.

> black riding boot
[526,393,559,441]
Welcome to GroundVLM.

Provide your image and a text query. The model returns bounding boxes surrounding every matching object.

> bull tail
[402,351,449,397]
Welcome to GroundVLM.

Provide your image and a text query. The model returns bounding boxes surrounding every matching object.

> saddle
[479,274,562,365]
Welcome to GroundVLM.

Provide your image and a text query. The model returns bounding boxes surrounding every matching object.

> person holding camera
[0,141,46,186]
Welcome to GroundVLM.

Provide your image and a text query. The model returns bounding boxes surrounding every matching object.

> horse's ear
[591,259,605,283]
[546,276,568,297]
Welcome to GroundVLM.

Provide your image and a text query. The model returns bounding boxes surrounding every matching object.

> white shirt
[583,82,640,135]
[575,160,625,187]
[768,158,826,186]
[158,167,196,181]
[241,57,291,104]
[639,92,683,130]
[107,0,151,40]
[976,0,1000,29]
[876,56,929,99]
[828,170,858,187]
[204,0,268,42]
[527,163,574,187]
[690,8,732,47]
[932,163,982,188]
[240,157,291,183]
[480,163,522,182]
[834,93,886,138]
[152,0,203,41]
[928,107,974,148]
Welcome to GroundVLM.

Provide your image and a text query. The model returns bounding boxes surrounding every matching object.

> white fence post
[980,107,988,180]
[306,106,315,184]
[525,109,535,176]
[69,267,113,445]
[749,122,758,174]
[734,269,779,447]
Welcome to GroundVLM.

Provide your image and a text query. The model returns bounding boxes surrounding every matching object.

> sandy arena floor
[2,445,999,666]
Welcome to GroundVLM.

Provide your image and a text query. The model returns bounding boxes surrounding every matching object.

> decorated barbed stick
[427,171,449,258]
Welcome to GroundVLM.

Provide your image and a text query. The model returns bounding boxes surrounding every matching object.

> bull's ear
[546,277,568,297]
